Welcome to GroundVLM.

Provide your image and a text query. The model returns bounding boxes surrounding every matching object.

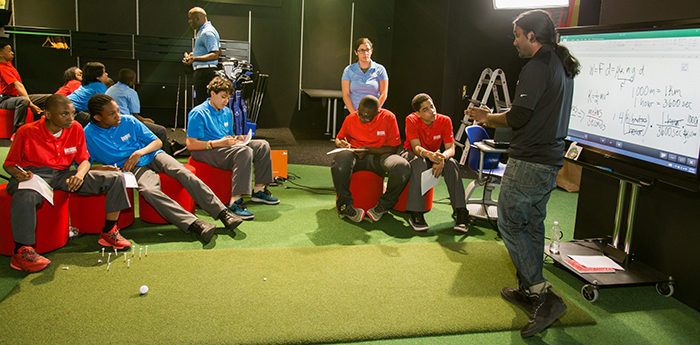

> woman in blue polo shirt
[67,61,109,126]
[341,38,388,113]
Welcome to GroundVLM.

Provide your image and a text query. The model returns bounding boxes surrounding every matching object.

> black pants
[193,67,218,106]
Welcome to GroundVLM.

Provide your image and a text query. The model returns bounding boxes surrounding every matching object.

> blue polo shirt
[84,114,162,168]
[106,82,140,115]
[67,81,107,112]
[193,21,220,69]
[341,60,388,110]
[187,99,233,141]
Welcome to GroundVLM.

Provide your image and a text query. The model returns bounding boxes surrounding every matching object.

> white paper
[18,174,54,205]
[420,169,441,195]
[568,255,625,270]
[326,147,368,155]
[233,129,253,147]
[122,172,138,188]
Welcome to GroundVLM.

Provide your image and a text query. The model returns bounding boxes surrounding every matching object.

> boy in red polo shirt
[401,93,470,232]
[332,95,410,222]
[3,94,132,273]
[0,40,51,133]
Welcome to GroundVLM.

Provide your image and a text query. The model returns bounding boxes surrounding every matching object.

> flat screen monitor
[559,21,700,185]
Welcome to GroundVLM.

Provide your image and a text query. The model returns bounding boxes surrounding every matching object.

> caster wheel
[656,281,674,297]
[581,284,599,302]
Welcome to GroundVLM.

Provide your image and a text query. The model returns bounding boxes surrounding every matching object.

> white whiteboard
[562,29,700,172]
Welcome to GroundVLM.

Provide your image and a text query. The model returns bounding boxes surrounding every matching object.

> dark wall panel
[600,0,700,25]
[13,35,75,95]
[78,0,136,34]
[13,0,76,30]
[139,0,193,38]
[301,0,352,91]
[387,0,448,132]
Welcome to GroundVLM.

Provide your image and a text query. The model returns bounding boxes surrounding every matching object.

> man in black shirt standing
[466,9,580,337]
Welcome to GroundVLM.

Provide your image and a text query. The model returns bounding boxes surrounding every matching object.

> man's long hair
[514,10,580,78]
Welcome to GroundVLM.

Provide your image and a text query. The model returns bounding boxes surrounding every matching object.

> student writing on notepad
[186,76,280,221]
[331,95,410,223]
[3,94,132,273]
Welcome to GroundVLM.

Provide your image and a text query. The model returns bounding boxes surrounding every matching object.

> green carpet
[0,242,592,345]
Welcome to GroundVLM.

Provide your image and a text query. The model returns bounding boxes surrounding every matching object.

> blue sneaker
[228,198,254,220]
[250,187,280,205]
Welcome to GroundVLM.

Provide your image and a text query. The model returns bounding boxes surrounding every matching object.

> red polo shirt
[4,117,90,170]
[55,80,82,96]
[403,113,454,152]
[336,109,401,148]
[0,61,21,96]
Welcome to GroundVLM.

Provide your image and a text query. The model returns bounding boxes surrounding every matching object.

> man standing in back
[182,7,221,106]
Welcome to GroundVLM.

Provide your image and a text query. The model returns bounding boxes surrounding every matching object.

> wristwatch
[206,141,213,150]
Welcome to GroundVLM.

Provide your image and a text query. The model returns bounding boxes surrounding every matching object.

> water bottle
[549,221,561,255]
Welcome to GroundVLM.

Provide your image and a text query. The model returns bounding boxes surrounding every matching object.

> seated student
[401,93,470,232]
[0,40,51,133]
[55,67,82,96]
[84,94,242,243]
[106,68,173,155]
[3,94,132,273]
[67,62,109,126]
[332,95,410,222]
[186,76,279,220]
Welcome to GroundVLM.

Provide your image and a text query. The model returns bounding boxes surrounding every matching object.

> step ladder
[455,68,512,165]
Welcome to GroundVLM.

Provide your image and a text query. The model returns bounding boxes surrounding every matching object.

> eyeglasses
[357,48,372,53]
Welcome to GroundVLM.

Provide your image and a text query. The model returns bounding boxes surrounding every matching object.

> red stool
[69,189,135,233]
[138,164,197,224]
[0,109,36,139]
[0,183,70,256]
[339,170,384,211]
[188,157,232,205]
[0,109,15,139]
[392,183,434,212]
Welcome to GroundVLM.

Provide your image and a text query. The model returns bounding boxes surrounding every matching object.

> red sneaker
[10,246,51,272]
[98,226,132,250]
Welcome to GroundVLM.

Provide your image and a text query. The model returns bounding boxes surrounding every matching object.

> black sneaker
[520,288,567,338]
[366,204,388,222]
[339,203,364,223]
[188,219,216,244]
[218,209,243,232]
[408,212,429,231]
[453,207,471,233]
[501,287,537,315]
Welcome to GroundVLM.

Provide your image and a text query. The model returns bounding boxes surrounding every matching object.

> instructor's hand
[465,105,491,125]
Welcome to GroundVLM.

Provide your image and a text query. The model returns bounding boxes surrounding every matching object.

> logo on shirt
[64,147,77,154]
[121,133,131,142]
[433,135,441,140]
[370,72,377,78]
[224,122,229,127]
[376,130,385,136]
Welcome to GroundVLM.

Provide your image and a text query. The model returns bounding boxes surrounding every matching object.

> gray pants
[400,149,466,212]
[0,94,51,133]
[331,150,410,210]
[7,167,131,245]
[190,139,274,198]
[133,152,227,231]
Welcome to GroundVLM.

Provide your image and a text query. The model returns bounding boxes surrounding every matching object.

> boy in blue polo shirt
[186,76,279,220]
[83,94,242,243]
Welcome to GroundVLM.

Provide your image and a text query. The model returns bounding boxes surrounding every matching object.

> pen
[15,165,27,174]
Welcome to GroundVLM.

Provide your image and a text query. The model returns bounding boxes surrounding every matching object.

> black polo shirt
[506,44,574,166]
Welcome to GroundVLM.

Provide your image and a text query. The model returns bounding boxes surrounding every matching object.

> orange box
[271,149,288,178]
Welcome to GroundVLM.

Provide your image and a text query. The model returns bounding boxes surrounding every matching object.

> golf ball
[139,285,149,295]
